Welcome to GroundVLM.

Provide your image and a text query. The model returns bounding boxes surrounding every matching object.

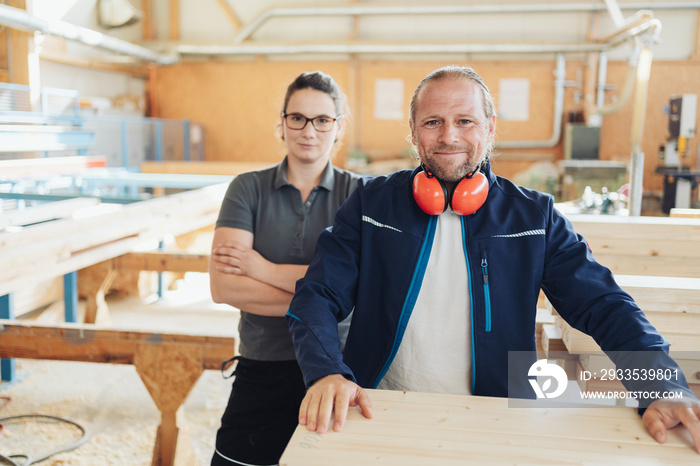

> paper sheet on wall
[374,78,404,120]
[498,78,530,121]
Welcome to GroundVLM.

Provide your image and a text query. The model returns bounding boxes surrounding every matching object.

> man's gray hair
[408,65,496,127]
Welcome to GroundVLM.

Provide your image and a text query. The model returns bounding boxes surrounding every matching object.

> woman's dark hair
[282,71,348,117]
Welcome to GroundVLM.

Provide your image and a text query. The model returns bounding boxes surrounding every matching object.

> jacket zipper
[372,215,438,388]
[462,218,477,394]
[481,249,492,332]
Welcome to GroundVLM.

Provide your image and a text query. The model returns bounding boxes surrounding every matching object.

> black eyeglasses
[282,112,342,132]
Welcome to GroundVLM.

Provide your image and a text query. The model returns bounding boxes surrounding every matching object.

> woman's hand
[212,241,270,282]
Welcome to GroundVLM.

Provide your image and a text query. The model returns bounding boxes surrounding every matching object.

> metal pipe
[592,51,638,117]
[0,4,177,65]
[495,53,567,150]
[628,44,654,216]
[595,51,609,111]
[177,42,607,56]
[233,2,700,43]
[605,0,626,28]
[596,9,652,43]
[590,17,661,118]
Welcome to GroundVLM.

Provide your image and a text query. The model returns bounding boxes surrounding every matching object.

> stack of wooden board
[0,182,227,298]
[564,213,700,278]
[543,275,700,396]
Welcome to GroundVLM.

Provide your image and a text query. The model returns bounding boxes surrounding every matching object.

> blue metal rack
[0,82,204,168]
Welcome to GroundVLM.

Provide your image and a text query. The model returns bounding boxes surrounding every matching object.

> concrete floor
[0,273,239,465]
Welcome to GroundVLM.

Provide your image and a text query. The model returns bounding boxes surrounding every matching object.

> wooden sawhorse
[0,319,236,465]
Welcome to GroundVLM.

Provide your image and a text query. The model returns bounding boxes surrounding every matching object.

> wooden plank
[115,252,209,273]
[535,307,554,352]
[0,183,226,296]
[0,155,107,179]
[0,197,100,229]
[547,274,700,353]
[555,315,700,353]
[670,208,700,218]
[13,276,63,318]
[541,323,567,355]
[140,160,270,175]
[215,0,243,29]
[566,213,700,277]
[0,319,235,368]
[169,0,180,41]
[78,171,233,189]
[280,389,700,465]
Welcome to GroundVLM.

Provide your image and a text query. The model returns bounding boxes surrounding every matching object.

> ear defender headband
[412,165,489,216]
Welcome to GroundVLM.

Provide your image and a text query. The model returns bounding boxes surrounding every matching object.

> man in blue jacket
[286,65,700,453]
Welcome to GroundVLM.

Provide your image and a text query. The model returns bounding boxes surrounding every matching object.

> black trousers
[211,357,306,466]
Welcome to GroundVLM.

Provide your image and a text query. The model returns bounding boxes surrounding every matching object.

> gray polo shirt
[215,157,359,360]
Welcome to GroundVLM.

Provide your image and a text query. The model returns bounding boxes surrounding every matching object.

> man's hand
[643,398,700,454]
[299,374,373,433]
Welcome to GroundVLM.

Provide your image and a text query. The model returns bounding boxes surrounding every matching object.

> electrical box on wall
[564,123,601,160]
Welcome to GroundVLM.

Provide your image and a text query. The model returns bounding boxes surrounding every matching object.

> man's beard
[421,144,484,183]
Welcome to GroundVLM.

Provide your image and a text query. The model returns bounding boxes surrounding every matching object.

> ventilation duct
[98,0,142,29]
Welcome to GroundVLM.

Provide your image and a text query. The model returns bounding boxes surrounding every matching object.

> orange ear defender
[412,167,488,216]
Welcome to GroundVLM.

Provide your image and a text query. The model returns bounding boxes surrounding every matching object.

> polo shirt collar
[274,156,335,191]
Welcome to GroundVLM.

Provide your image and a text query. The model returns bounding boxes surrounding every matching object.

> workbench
[280,389,699,465]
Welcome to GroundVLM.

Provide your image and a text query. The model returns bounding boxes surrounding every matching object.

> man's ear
[409,123,416,145]
[487,114,496,140]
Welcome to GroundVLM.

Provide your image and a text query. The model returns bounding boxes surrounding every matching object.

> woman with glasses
[209,71,358,466]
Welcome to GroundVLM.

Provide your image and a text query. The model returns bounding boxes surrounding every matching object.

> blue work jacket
[287,164,688,401]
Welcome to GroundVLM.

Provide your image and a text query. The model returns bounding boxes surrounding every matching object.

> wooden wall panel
[153,61,351,165]
[154,58,700,195]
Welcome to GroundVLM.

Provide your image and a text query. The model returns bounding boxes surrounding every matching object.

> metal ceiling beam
[176,42,607,56]
[0,4,177,65]
[233,2,700,43]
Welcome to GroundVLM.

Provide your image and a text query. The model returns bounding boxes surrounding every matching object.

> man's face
[410,77,496,183]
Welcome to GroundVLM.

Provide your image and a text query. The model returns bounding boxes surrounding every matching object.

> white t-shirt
[377,208,472,395]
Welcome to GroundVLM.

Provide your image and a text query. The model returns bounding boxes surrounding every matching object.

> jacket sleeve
[286,183,364,387]
[540,198,696,406]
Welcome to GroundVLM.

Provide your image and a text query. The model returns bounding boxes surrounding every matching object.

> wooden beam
[39,51,149,78]
[82,263,116,325]
[0,319,234,372]
[115,252,209,274]
[0,183,227,297]
[547,274,700,353]
[691,10,700,61]
[215,0,243,30]
[6,0,35,86]
[169,0,180,41]
[0,198,99,229]
[670,208,700,218]
[142,0,156,42]
[541,323,567,355]
[147,64,158,117]
[141,160,268,175]
[566,214,700,278]
[0,155,107,179]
